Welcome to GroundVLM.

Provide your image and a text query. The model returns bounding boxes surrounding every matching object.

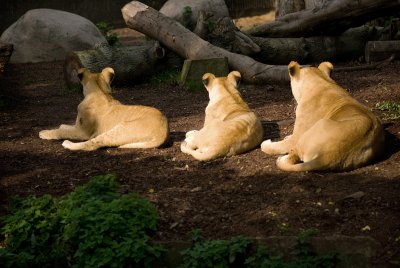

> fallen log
[122,1,289,84]
[63,41,166,90]
[365,40,400,63]
[247,0,400,37]
[252,25,383,64]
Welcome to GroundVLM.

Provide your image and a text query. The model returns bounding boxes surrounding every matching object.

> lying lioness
[261,61,385,172]
[39,67,169,150]
[180,71,263,161]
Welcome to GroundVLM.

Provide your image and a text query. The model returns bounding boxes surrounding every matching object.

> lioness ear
[202,73,215,88]
[77,68,86,82]
[228,71,241,87]
[318,62,333,77]
[288,61,300,78]
[101,67,115,85]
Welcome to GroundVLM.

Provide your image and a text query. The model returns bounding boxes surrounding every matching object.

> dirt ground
[1,60,400,266]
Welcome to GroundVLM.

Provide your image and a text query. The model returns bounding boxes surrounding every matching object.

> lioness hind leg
[119,140,163,149]
[62,125,127,151]
[39,124,89,141]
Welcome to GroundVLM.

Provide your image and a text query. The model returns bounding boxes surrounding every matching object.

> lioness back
[180,71,263,161]
[39,67,169,150]
[261,61,385,172]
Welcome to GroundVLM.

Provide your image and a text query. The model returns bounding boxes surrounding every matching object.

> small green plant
[245,229,338,268]
[179,229,251,268]
[207,21,216,32]
[0,174,164,267]
[180,229,338,268]
[376,100,400,119]
[182,6,194,30]
[150,68,181,86]
[96,21,121,47]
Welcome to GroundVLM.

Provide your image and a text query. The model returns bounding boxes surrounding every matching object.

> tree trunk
[63,42,166,90]
[0,41,13,74]
[304,0,323,10]
[252,25,383,64]
[275,0,305,18]
[248,0,400,37]
[122,1,289,84]
[365,41,400,63]
[194,11,260,56]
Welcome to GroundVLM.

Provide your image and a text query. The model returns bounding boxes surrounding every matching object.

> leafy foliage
[179,229,252,268]
[376,100,400,119]
[182,6,194,30]
[0,174,164,268]
[150,68,181,87]
[246,230,339,268]
[180,229,338,268]
[96,21,121,47]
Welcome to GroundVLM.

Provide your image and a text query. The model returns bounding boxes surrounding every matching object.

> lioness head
[77,67,115,96]
[202,71,241,99]
[288,61,334,101]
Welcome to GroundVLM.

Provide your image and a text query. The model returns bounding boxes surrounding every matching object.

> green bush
[96,21,121,47]
[180,229,338,268]
[0,174,164,268]
[179,229,252,268]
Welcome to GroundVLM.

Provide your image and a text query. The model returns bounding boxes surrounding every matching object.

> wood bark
[122,1,289,84]
[0,41,13,74]
[252,25,383,64]
[365,41,400,63]
[194,11,260,56]
[63,42,166,90]
[248,0,400,37]
[275,0,305,18]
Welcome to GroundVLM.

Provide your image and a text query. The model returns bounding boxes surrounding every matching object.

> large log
[248,0,400,37]
[63,42,166,90]
[252,25,383,64]
[365,41,400,63]
[275,0,305,18]
[122,1,289,84]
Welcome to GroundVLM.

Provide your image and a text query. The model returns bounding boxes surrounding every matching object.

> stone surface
[159,0,229,27]
[180,58,229,90]
[0,9,106,63]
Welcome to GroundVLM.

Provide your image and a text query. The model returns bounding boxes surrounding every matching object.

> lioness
[39,67,169,150]
[261,61,385,172]
[180,71,263,161]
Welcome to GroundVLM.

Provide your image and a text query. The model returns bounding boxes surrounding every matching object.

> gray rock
[0,9,106,63]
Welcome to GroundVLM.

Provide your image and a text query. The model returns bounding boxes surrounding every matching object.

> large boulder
[0,9,106,63]
[159,0,229,27]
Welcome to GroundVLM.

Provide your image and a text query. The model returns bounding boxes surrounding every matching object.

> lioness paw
[62,140,83,151]
[261,139,273,152]
[185,130,198,138]
[39,130,55,140]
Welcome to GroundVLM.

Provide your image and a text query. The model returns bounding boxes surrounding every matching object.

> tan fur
[180,71,263,161]
[261,61,385,172]
[39,67,169,151]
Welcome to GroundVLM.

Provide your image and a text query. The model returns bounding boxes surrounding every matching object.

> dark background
[0,0,274,34]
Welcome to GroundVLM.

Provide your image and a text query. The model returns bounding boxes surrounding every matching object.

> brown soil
[1,60,400,266]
